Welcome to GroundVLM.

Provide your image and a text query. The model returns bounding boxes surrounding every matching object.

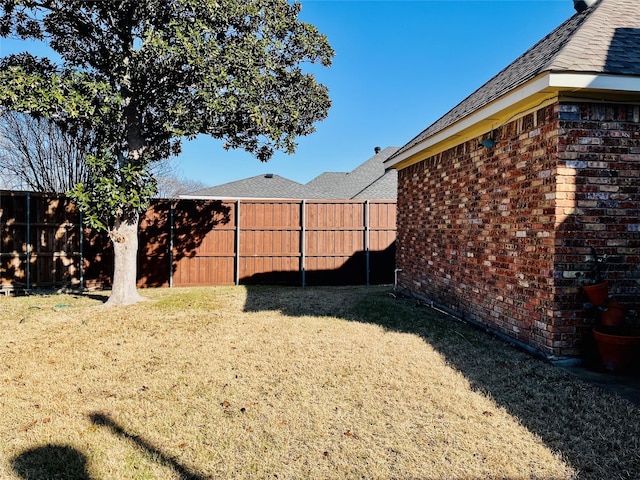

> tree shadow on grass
[11,416,207,480]
[88,413,206,480]
[243,285,640,479]
[12,445,92,480]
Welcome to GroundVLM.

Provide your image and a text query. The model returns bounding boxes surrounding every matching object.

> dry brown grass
[0,285,638,479]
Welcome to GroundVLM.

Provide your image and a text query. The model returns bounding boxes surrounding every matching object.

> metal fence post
[169,201,174,288]
[301,199,306,287]
[235,199,241,285]
[364,200,370,286]
[26,192,31,290]
[79,210,84,289]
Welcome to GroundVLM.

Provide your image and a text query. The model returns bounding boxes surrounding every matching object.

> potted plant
[577,248,626,326]
[598,301,625,327]
[577,248,640,372]
[577,247,609,306]
[592,324,640,373]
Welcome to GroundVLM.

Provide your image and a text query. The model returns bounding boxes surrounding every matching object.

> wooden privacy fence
[1,191,396,290]
[0,191,84,291]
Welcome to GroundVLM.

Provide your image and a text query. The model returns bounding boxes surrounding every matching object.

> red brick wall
[396,101,640,357]
[555,102,640,352]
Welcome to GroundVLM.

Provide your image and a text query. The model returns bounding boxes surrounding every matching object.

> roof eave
[385,71,640,171]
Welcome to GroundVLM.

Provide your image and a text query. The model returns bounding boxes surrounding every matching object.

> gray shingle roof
[305,147,400,199]
[351,170,398,200]
[304,172,349,199]
[189,174,306,199]
[185,147,400,200]
[394,0,640,158]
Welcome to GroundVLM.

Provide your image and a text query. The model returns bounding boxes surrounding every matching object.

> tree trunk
[104,211,145,306]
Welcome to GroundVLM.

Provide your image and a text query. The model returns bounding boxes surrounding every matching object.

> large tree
[0,0,333,305]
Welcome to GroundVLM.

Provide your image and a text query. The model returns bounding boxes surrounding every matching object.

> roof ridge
[548,0,610,72]
[516,2,594,73]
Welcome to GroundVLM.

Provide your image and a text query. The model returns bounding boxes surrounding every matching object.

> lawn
[1,285,638,479]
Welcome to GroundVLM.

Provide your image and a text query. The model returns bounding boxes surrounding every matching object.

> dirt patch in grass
[1,286,638,479]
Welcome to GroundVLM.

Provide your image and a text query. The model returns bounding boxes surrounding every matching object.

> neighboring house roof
[184,147,400,200]
[304,172,349,199]
[351,171,398,200]
[304,146,399,199]
[187,174,306,199]
[387,0,640,170]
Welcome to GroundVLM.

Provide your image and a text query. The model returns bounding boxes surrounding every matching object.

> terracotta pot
[599,301,626,327]
[592,326,640,372]
[582,281,608,306]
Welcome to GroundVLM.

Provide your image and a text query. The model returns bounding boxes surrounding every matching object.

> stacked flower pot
[585,282,640,373]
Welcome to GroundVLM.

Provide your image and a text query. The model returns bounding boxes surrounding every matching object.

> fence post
[169,201,174,288]
[26,192,31,290]
[364,200,370,286]
[79,210,84,289]
[235,199,241,285]
[300,199,306,287]
[0,194,2,289]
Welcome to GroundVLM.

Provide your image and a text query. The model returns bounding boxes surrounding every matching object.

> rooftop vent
[264,174,273,179]
[573,0,597,13]
[374,146,381,154]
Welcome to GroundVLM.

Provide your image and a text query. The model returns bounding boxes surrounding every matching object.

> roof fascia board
[549,72,640,92]
[386,71,640,171]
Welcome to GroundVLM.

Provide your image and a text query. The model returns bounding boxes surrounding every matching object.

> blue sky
[0,1,576,187]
